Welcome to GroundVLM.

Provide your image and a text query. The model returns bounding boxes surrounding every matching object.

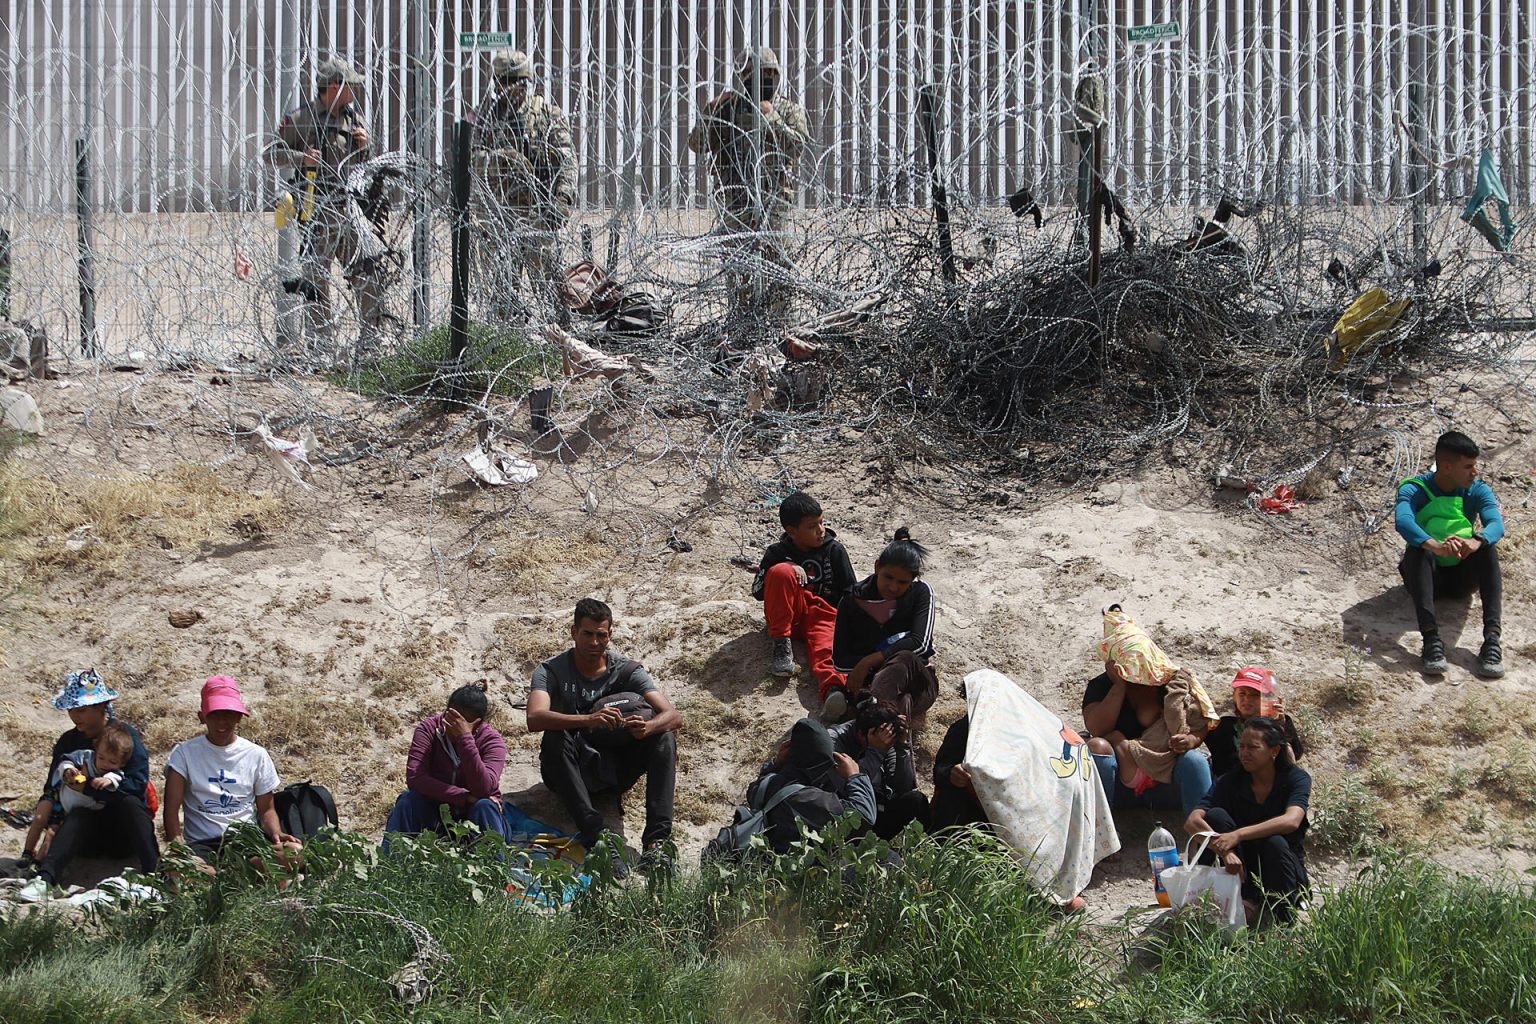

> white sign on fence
[1127,22,1181,44]
[459,32,515,49]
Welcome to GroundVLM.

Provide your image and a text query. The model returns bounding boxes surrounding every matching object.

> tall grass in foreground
[0,824,1531,1024]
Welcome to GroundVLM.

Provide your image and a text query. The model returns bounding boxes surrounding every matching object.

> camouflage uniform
[688,47,810,327]
[267,57,392,351]
[470,49,576,323]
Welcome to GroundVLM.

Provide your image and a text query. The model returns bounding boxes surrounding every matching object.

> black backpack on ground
[702,777,806,863]
[273,781,339,839]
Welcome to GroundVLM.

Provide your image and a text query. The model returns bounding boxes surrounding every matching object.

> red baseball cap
[1231,667,1277,695]
[200,675,250,717]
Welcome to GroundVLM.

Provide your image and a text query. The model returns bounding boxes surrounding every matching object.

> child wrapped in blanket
[1098,606,1219,795]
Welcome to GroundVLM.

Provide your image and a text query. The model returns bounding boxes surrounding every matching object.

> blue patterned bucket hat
[51,668,120,710]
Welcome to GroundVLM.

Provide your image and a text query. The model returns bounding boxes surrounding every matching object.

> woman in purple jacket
[383,683,512,847]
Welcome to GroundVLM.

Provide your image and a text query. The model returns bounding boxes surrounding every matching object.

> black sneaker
[1421,634,1448,675]
[637,845,675,881]
[1478,637,1506,678]
[585,834,629,881]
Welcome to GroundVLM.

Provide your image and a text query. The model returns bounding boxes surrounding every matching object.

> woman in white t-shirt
[163,676,300,867]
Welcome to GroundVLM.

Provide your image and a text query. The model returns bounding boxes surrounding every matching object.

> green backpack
[1402,477,1476,566]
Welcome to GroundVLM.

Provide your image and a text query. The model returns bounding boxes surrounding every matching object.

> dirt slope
[3,366,1534,918]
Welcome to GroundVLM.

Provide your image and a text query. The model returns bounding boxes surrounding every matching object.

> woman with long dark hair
[827,527,938,722]
[1185,716,1311,925]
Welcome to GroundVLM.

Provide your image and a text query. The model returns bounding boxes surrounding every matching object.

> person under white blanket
[961,669,1120,910]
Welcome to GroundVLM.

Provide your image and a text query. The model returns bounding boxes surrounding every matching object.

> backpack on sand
[272,781,339,839]
[702,778,805,863]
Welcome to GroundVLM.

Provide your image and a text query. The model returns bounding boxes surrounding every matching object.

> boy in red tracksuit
[751,492,856,700]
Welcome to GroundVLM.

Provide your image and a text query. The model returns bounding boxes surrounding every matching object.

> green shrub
[1310,772,1388,854]
[1112,855,1536,1023]
[333,321,553,402]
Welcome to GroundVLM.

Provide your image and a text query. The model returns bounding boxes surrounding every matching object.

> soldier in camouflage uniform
[470,49,577,324]
[688,47,810,329]
[267,56,394,355]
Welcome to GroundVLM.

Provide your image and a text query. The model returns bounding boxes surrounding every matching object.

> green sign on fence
[1127,22,1181,44]
[459,32,514,49]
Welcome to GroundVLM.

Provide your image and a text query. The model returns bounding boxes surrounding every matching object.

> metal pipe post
[918,83,956,288]
[276,0,301,348]
[448,120,471,403]
[1407,0,1428,269]
[1088,125,1103,288]
[747,0,764,311]
[76,0,97,355]
[409,0,432,334]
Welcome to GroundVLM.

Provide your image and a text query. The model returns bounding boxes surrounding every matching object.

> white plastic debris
[254,419,318,489]
[63,875,160,908]
[461,447,538,486]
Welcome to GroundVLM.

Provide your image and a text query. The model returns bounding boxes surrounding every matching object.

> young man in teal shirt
[1394,431,1505,677]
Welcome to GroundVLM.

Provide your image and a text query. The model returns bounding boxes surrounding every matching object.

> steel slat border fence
[0,0,1533,215]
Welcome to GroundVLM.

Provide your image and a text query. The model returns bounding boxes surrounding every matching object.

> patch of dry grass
[674,779,737,826]
[0,463,291,587]
[488,528,614,595]
[480,616,551,679]
[360,626,457,700]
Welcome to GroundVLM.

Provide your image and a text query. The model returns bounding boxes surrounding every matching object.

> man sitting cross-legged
[527,598,682,869]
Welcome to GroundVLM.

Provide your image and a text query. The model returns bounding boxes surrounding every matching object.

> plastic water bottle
[1148,822,1180,908]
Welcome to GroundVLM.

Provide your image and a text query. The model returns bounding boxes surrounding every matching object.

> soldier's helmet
[315,55,365,89]
[491,49,534,82]
[735,46,781,80]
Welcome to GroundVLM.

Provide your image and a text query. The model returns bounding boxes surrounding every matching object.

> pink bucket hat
[1231,667,1277,695]
[200,675,250,717]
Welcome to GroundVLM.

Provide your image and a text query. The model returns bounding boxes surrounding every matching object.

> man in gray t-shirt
[527,598,682,857]
[530,649,657,716]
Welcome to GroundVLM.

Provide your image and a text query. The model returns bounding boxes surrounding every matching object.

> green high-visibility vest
[1402,477,1476,566]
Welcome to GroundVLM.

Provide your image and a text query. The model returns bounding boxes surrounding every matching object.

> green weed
[332,321,553,402]
[1310,772,1387,853]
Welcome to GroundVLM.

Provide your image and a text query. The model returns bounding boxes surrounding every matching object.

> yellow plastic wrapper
[1330,287,1411,365]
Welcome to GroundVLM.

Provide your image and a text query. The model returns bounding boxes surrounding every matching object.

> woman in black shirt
[1186,716,1310,925]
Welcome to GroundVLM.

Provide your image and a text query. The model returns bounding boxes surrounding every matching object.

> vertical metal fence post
[276,0,302,349]
[1407,0,1429,270]
[917,82,955,287]
[410,0,432,334]
[448,119,471,404]
[76,0,98,356]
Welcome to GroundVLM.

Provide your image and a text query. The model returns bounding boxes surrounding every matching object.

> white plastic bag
[1160,832,1245,933]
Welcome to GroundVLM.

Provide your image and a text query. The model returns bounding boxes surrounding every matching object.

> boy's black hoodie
[750,528,856,605]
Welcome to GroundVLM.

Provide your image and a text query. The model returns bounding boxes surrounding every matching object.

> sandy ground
[3,359,1535,925]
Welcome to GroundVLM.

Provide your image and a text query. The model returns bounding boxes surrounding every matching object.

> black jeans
[539,729,676,849]
[1398,543,1501,638]
[872,788,932,840]
[39,796,159,883]
[930,783,988,833]
[1201,806,1307,921]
